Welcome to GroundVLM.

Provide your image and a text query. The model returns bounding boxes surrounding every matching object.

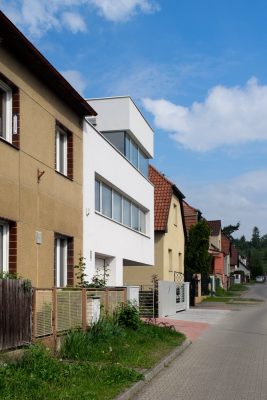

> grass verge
[0,307,185,400]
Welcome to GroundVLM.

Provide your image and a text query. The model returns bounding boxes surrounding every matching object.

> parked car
[255,276,265,283]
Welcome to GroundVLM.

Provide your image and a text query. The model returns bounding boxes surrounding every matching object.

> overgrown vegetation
[185,220,212,277]
[0,303,185,400]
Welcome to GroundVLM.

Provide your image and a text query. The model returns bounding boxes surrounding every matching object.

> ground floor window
[54,235,73,287]
[0,221,8,274]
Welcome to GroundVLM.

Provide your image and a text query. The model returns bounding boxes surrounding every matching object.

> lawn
[0,304,185,400]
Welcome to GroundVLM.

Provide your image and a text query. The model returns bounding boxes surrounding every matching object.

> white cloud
[182,169,267,238]
[89,0,160,22]
[61,12,87,33]
[61,70,88,95]
[143,77,267,152]
[0,0,159,37]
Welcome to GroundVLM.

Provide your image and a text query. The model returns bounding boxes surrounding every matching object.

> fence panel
[0,279,32,350]
[139,284,158,318]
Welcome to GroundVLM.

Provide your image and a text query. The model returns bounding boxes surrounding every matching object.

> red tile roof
[221,233,231,255]
[149,165,185,232]
[207,220,221,236]
[183,201,201,232]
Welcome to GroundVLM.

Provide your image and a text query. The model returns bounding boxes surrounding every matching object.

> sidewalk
[153,307,231,341]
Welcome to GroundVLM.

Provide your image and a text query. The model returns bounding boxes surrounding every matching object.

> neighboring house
[207,220,226,287]
[83,96,154,286]
[230,243,239,273]
[221,233,231,286]
[124,165,186,285]
[237,255,250,282]
[183,200,202,234]
[0,12,96,287]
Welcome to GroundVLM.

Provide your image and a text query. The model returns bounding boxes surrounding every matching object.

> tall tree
[185,220,212,277]
[251,226,260,249]
[249,250,263,278]
[222,222,240,239]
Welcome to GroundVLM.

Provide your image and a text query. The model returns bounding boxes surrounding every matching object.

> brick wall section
[8,221,17,274]
[67,237,74,286]
[12,88,20,148]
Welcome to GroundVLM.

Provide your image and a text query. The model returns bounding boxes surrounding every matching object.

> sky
[1,0,267,239]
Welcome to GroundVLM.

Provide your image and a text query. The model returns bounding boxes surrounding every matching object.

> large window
[55,122,73,179]
[95,179,147,234]
[0,221,8,274]
[101,131,149,177]
[0,80,12,142]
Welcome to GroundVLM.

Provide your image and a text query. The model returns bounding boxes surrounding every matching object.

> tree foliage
[185,220,212,277]
[222,222,240,239]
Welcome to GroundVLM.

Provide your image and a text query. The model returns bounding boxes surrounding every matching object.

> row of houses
[0,12,248,293]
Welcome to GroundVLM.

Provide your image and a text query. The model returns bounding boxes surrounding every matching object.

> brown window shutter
[67,132,73,180]
[67,237,74,286]
[8,221,17,275]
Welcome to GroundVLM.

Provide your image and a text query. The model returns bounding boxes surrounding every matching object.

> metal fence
[139,284,158,318]
[33,287,127,339]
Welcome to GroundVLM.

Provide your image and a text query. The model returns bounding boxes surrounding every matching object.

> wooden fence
[0,279,32,351]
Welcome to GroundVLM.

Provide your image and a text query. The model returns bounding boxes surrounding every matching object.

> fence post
[82,288,87,331]
[52,287,57,352]
[31,288,36,343]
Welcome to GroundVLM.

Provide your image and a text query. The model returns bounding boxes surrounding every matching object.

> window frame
[56,126,68,176]
[95,178,147,234]
[0,221,9,274]
[0,80,12,143]
[55,236,68,287]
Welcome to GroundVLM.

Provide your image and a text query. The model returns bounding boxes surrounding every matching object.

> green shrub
[115,302,140,330]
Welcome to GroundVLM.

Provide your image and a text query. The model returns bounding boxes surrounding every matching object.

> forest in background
[227,225,267,277]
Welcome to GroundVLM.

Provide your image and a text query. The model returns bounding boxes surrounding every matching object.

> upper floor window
[55,122,73,179]
[102,131,149,177]
[0,80,12,143]
[95,178,147,234]
[0,74,20,149]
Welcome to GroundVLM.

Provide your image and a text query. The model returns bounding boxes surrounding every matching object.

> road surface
[134,283,267,400]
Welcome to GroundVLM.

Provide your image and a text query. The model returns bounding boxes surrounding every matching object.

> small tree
[185,220,212,277]
[222,222,240,239]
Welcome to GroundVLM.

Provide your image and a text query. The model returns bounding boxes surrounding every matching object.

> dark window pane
[102,131,125,154]
[130,140,138,168]
[140,210,146,233]
[102,184,112,218]
[123,198,131,227]
[113,191,122,222]
[125,134,130,160]
[95,180,100,212]
[139,150,149,177]
[132,204,139,231]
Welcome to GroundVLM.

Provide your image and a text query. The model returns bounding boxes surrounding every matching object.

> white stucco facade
[83,97,154,286]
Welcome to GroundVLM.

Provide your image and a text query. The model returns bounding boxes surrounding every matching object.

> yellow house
[124,165,186,285]
[0,12,96,287]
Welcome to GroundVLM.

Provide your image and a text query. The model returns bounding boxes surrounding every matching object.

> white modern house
[83,96,154,286]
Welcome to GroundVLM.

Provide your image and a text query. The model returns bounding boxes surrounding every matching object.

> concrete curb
[114,338,191,400]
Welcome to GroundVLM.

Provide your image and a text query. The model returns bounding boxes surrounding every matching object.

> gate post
[184,282,190,310]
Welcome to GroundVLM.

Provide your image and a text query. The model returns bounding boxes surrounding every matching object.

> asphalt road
[134,283,267,400]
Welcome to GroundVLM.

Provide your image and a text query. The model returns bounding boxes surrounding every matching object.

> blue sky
[1,0,267,238]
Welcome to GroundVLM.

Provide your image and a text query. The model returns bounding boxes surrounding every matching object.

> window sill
[94,211,151,239]
[0,136,19,150]
[55,170,73,181]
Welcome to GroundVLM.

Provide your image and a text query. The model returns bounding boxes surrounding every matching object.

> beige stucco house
[0,12,96,287]
[124,165,186,285]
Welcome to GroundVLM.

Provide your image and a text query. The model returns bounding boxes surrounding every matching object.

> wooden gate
[0,279,32,350]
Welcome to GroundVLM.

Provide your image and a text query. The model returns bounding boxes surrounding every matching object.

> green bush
[114,302,140,330]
